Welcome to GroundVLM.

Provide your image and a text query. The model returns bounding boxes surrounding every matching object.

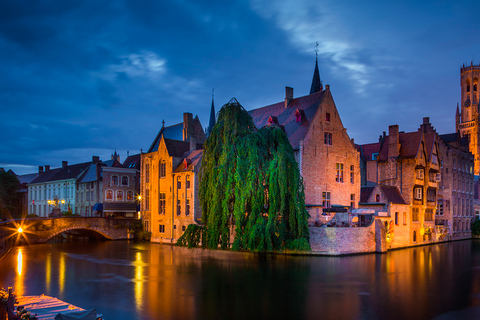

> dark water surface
[1,240,480,320]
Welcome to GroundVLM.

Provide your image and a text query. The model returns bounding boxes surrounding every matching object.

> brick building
[456,61,480,174]
[248,59,361,223]
[357,118,444,246]
[437,133,474,239]
[140,113,205,243]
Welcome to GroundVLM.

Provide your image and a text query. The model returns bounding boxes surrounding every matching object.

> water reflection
[0,241,480,320]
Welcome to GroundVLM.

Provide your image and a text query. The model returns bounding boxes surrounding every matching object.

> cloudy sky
[1,0,479,175]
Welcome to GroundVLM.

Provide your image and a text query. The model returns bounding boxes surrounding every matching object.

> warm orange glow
[18,227,23,233]
[137,195,142,201]
[134,251,143,312]
[17,249,23,275]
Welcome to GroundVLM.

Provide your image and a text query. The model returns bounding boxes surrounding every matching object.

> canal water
[1,240,480,320]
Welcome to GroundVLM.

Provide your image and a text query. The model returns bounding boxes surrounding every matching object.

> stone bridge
[0,217,139,248]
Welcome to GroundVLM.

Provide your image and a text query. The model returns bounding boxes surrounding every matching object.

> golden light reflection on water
[15,248,24,296]
[59,252,65,295]
[46,253,51,293]
[134,251,143,312]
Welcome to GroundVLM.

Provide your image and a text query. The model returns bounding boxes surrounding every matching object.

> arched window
[375,194,380,202]
[106,190,113,200]
[127,191,134,201]
[121,176,128,186]
[186,175,191,189]
[466,79,471,93]
[117,191,124,201]
[145,163,150,183]
[112,176,119,186]
[177,176,182,189]
[159,161,166,178]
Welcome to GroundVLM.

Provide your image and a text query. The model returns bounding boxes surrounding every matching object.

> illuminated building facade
[248,61,361,223]
[456,62,480,175]
[140,113,205,242]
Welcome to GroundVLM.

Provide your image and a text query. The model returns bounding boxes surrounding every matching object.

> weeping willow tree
[197,98,310,252]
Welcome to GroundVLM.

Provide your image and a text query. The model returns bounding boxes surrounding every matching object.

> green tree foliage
[472,219,480,236]
[198,99,310,252]
[0,169,20,220]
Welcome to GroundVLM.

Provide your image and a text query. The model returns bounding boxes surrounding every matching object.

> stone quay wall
[309,218,386,255]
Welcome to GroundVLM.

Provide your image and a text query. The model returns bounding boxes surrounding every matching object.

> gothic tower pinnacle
[309,42,323,95]
[207,88,216,137]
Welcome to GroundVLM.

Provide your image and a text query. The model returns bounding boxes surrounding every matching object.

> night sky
[1,0,479,175]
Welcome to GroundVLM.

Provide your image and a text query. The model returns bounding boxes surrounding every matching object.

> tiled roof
[148,123,184,153]
[248,90,325,149]
[51,162,91,181]
[379,185,407,205]
[77,164,98,183]
[30,168,62,184]
[17,173,39,184]
[378,131,422,161]
[360,187,375,203]
[357,142,381,161]
[123,154,141,169]
[174,149,203,173]
[164,138,192,158]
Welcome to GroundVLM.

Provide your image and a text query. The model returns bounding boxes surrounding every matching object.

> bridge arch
[44,226,115,241]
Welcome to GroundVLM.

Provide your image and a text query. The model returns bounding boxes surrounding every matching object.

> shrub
[472,219,480,236]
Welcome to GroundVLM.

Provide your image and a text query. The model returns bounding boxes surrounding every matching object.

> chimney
[92,156,100,164]
[183,112,194,141]
[44,165,50,172]
[285,87,293,108]
[39,166,44,174]
[62,161,68,168]
[388,125,400,158]
[96,163,101,180]
[325,84,330,91]
[190,136,197,151]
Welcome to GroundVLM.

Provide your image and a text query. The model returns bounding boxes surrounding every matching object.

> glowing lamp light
[18,227,23,233]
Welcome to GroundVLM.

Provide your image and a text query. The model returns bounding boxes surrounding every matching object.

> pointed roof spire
[310,42,323,94]
[456,103,460,117]
[207,88,216,136]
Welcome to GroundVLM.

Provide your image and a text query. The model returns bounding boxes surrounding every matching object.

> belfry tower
[456,62,480,175]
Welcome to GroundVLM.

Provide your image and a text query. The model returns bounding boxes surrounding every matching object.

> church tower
[457,62,480,174]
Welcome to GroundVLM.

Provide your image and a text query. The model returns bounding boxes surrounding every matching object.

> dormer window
[295,109,301,123]
[183,158,188,170]
[325,112,331,122]
[375,194,380,202]
[268,116,278,125]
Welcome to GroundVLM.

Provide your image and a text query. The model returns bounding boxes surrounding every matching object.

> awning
[15,295,100,320]
[92,203,103,211]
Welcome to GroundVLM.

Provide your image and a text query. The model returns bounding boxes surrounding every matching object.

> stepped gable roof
[148,122,184,153]
[123,154,141,169]
[378,131,422,161]
[248,90,325,149]
[357,142,381,161]
[379,185,407,204]
[424,132,437,161]
[360,187,375,203]
[30,168,62,184]
[174,149,203,173]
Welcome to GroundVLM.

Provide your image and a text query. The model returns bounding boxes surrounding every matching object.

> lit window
[322,192,331,208]
[159,193,166,214]
[335,163,344,183]
[414,187,422,200]
[106,190,113,200]
[159,161,166,178]
[117,191,124,201]
[127,191,134,201]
